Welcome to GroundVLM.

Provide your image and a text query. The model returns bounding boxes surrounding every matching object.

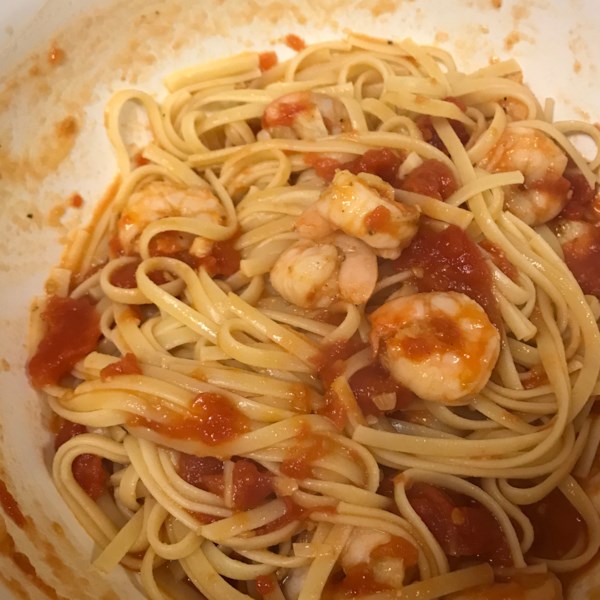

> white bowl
[1,0,599,597]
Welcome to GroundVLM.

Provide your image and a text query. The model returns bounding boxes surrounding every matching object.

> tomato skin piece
[27,295,101,388]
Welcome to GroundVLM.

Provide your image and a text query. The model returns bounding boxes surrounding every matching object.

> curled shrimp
[447,572,561,600]
[117,180,225,256]
[261,91,351,140]
[297,170,420,259]
[369,292,500,404]
[478,126,569,226]
[270,233,377,308]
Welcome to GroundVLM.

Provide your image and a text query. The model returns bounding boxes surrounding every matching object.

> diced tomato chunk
[407,482,511,566]
[393,223,500,327]
[259,51,278,72]
[178,454,225,497]
[28,295,101,388]
[349,362,415,417]
[55,420,107,500]
[521,487,585,560]
[284,34,306,52]
[199,237,241,278]
[100,353,142,380]
[399,159,457,200]
[232,459,274,510]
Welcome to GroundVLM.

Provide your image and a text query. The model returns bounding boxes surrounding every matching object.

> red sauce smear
[27,295,101,388]
[365,205,394,235]
[393,223,501,327]
[407,482,511,566]
[255,496,305,535]
[317,387,347,430]
[259,51,278,72]
[256,574,277,596]
[557,168,599,223]
[231,459,274,510]
[131,392,250,445]
[308,148,405,186]
[522,487,585,560]
[398,159,458,200]
[109,259,169,289]
[349,362,415,417]
[69,193,83,208]
[178,455,273,510]
[324,536,419,598]
[561,224,600,297]
[0,480,26,527]
[100,353,142,380]
[314,338,367,388]
[480,239,518,281]
[280,432,335,480]
[55,420,107,500]
[284,34,306,52]
[179,454,225,496]
[521,366,548,390]
[263,91,312,127]
[199,236,241,278]
[416,96,470,154]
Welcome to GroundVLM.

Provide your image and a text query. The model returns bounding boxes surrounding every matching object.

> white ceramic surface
[1,0,599,597]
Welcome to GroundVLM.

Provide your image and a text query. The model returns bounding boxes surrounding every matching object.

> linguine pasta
[27,33,600,599]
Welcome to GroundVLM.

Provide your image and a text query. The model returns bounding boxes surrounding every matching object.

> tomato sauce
[280,433,335,480]
[398,159,458,200]
[561,224,600,297]
[55,420,108,500]
[365,205,394,235]
[255,497,305,535]
[0,480,26,527]
[313,338,368,388]
[109,259,169,289]
[522,487,585,560]
[284,34,306,52]
[393,223,501,327]
[521,366,548,390]
[231,459,274,510]
[407,482,511,566]
[27,295,101,388]
[415,97,470,154]
[263,93,312,127]
[130,392,250,445]
[259,51,278,72]
[199,236,241,278]
[100,353,142,380]
[317,388,347,430]
[557,168,598,223]
[479,240,519,281]
[178,454,225,496]
[256,574,277,596]
[348,363,415,417]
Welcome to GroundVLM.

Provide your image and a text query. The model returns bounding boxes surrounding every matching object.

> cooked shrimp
[297,170,420,259]
[448,572,561,600]
[478,126,569,226]
[270,234,377,308]
[337,528,413,590]
[369,291,500,404]
[117,180,225,256]
[261,91,351,140]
